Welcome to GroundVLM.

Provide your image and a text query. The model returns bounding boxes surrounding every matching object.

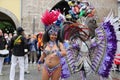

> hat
[16,27,24,33]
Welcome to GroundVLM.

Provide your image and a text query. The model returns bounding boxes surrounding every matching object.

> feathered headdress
[41,10,65,35]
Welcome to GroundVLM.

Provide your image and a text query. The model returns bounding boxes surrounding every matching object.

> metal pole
[20,0,23,27]
[33,17,35,34]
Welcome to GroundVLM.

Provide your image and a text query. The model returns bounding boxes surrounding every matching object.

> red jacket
[114,54,120,65]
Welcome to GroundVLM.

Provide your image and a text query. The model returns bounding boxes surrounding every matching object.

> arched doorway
[0,8,20,34]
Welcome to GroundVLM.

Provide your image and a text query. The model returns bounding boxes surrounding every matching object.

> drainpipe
[33,16,36,35]
[20,0,23,27]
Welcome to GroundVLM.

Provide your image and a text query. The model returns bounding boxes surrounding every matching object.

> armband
[43,50,50,55]
[38,60,43,64]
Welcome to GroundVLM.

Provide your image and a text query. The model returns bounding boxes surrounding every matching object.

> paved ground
[0,64,120,80]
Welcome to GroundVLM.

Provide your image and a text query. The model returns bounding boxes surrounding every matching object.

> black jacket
[0,36,7,50]
[9,35,27,56]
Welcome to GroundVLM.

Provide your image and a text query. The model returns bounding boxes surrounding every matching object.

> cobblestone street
[0,64,40,80]
[0,64,120,80]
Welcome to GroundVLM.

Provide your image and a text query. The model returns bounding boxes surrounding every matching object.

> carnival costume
[41,0,117,80]
[40,9,70,79]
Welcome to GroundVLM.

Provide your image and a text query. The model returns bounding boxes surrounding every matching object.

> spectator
[0,29,7,75]
[29,35,37,64]
[36,32,43,62]
[7,33,13,64]
[9,27,27,80]
[4,33,10,65]
[24,34,30,74]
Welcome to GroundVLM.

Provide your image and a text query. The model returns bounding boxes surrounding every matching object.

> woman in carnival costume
[37,10,70,80]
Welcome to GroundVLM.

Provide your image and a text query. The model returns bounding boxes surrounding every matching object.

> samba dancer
[37,10,67,80]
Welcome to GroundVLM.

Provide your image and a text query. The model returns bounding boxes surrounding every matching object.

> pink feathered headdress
[41,10,60,27]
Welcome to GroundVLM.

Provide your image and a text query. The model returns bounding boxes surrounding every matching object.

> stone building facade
[21,0,61,34]
[21,0,118,34]
[118,0,120,17]
[87,0,118,20]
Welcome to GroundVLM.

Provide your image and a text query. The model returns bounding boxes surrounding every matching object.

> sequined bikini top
[43,41,59,55]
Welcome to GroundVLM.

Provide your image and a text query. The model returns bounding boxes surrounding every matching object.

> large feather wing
[90,21,117,77]
[61,22,90,74]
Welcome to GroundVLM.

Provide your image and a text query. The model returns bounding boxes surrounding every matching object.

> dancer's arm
[37,52,46,71]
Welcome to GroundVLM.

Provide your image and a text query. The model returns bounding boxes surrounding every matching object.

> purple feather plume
[98,21,117,77]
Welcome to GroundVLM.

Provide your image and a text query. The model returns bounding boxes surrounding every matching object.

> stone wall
[22,0,60,34]
[22,0,118,34]
[87,0,118,21]
[118,2,120,17]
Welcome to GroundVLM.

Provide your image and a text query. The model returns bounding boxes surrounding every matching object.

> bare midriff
[45,54,60,68]
[44,44,61,68]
